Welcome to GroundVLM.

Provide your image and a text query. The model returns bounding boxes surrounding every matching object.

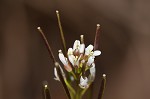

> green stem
[55,62,71,99]
[94,24,100,51]
[37,27,56,63]
[74,88,82,99]
[80,84,90,97]
[65,79,76,96]
[98,74,106,99]
[42,81,51,99]
[56,10,67,54]
[70,71,77,80]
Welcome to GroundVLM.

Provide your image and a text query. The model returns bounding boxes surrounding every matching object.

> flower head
[57,35,101,89]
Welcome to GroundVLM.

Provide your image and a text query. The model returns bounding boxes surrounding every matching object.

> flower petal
[75,54,82,67]
[86,45,93,51]
[85,44,93,55]
[54,67,60,81]
[64,64,72,72]
[86,56,94,66]
[73,40,80,51]
[79,44,85,53]
[79,76,89,89]
[68,55,75,66]
[88,63,96,82]
[67,48,73,55]
[58,50,68,66]
[93,50,101,56]
[90,63,96,76]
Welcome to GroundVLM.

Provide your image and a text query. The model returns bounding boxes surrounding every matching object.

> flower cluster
[54,35,101,89]
[37,10,107,99]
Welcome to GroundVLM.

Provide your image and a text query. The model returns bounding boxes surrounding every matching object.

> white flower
[54,62,66,81]
[85,44,101,57]
[79,44,85,53]
[89,63,96,81]
[68,48,73,55]
[54,67,60,81]
[59,50,72,72]
[85,44,93,56]
[67,48,82,67]
[73,40,80,51]
[86,56,94,66]
[79,76,89,89]
[90,63,95,76]
[59,50,68,66]
[68,48,75,66]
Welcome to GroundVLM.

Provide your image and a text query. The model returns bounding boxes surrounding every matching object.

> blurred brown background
[0,0,150,99]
